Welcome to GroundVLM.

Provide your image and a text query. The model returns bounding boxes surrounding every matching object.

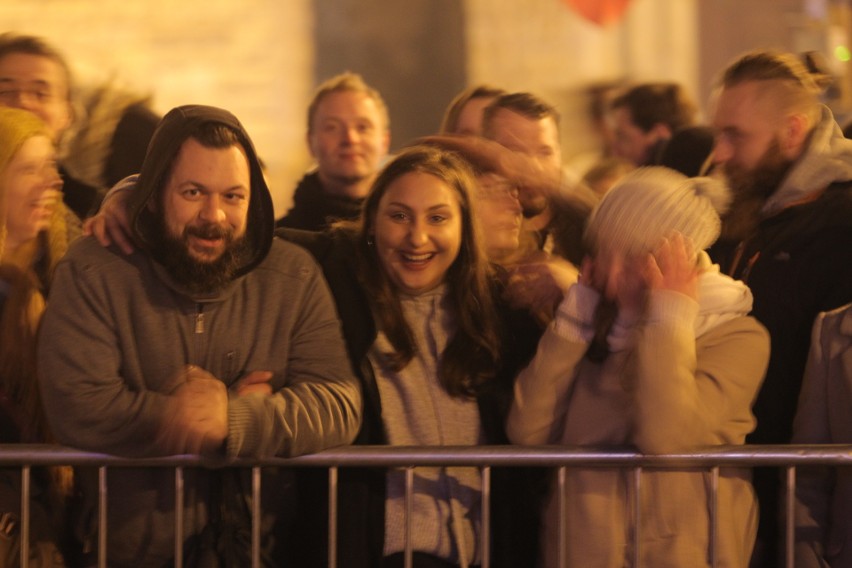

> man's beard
[719,137,794,241]
[150,218,253,296]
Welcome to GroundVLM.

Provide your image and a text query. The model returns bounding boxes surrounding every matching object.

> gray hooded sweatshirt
[37,105,361,566]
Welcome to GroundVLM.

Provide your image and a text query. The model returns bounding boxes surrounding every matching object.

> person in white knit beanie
[585,165,727,259]
[508,166,771,568]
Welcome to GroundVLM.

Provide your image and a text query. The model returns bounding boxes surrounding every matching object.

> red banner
[561,0,632,26]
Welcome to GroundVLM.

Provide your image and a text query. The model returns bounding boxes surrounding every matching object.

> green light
[835,45,851,62]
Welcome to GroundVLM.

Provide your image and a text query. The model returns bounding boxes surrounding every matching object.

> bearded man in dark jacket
[710,49,852,568]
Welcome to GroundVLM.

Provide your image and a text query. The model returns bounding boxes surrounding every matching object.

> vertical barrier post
[174,467,184,568]
[632,467,642,567]
[98,467,108,568]
[785,466,796,568]
[252,467,261,568]
[480,466,491,568]
[710,467,719,568]
[328,466,338,568]
[558,466,566,568]
[20,466,30,568]
[405,467,414,568]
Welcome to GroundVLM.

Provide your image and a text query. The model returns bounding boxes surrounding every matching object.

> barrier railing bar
[252,467,261,568]
[328,466,338,568]
[785,466,795,568]
[480,465,490,568]
[174,467,184,568]
[710,466,719,568]
[97,466,107,568]
[3,444,851,468]
[4,445,852,567]
[404,467,413,568]
[20,465,30,568]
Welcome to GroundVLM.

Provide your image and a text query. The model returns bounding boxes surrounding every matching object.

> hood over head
[126,104,274,279]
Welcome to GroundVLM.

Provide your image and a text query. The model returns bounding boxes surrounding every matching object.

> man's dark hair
[610,82,696,133]
[481,92,561,138]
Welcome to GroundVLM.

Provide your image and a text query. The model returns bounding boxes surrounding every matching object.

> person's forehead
[169,138,248,178]
[713,82,772,127]
[610,106,640,130]
[10,134,53,160]
[381,171,458,205]
[0,52,68,91]
[491,108,558,146]
[458,97,493,122]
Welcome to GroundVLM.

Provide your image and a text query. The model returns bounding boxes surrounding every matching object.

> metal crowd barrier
[1,444,851,568]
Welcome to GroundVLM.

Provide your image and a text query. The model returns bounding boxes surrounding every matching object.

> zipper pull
[195,307,205,334]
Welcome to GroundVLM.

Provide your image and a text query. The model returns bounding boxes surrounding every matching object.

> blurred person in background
[608,81,699,167]
[439,84,506,137]
[0,107,77,567]
[276,71,390,231]
[792,302,852,568]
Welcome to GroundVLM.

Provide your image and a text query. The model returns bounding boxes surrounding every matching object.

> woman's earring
[367,235,374,246]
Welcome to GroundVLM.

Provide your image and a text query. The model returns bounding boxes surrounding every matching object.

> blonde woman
[0,107,76,566]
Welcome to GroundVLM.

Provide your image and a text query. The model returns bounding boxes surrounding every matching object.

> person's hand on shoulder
[82,175,137,255]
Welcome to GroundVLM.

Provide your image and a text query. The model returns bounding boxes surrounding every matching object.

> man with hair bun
[710,49,852,568]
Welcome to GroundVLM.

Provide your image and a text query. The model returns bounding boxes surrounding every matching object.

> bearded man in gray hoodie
[37,105,361,567]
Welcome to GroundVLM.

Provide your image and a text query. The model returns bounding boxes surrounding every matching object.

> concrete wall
[3,0,836,214]
[2,0,314,216]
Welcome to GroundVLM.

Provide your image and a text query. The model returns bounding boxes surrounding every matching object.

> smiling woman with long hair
[280,144,542,568]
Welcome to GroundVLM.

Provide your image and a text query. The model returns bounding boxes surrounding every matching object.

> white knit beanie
[585,166,731,257]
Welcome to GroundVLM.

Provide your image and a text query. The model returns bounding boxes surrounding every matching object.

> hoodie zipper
[195,305,205,334]
[193,304,205,363]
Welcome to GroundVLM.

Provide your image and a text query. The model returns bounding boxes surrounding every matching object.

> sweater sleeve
[225,259,362,458]
[506,284,598,445]
[791,310,835,568]
[632,290,770,454]
[37,253,174,457]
